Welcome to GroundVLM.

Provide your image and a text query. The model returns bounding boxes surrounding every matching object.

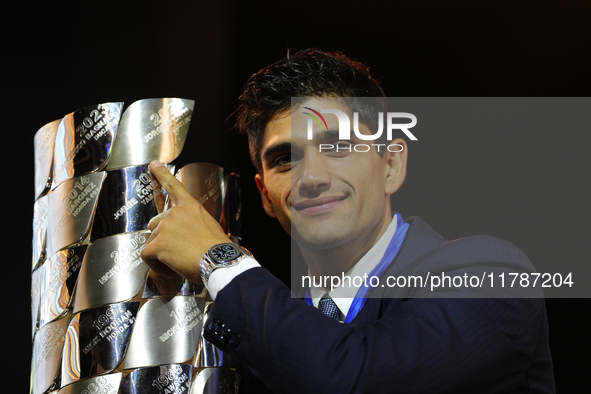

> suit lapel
[351,216,445,326]
[386,216,444,277]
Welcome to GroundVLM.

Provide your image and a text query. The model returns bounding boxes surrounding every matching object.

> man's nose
[295,151,330,192]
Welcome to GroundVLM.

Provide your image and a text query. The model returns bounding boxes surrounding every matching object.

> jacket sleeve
[203,236,554,394]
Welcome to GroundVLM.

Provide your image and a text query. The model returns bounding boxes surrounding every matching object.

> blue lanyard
[305,212,409,324]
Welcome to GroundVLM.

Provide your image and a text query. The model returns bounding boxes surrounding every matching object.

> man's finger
[154,183,167,213]
[149,161,193,207]
[143,257,177,279]
[141,234,174,278]
[147,211,166,232]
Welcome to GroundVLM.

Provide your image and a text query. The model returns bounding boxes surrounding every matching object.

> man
[141,49,554,393]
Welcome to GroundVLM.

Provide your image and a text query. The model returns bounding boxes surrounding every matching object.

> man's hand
[141,161,232,284]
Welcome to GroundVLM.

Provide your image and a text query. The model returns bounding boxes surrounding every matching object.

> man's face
[255,97,407,251]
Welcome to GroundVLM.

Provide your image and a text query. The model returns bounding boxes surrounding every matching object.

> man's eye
[335,141,353,149]
[272,154,292,167]
[322,141,354,155]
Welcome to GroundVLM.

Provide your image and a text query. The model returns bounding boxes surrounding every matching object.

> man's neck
[301,212,394,279]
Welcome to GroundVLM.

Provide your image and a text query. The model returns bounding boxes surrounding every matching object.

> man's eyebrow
[312,128,341,142]
[262,142,292,162]
[261,129,346,163]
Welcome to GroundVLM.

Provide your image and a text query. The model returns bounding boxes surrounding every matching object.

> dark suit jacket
[204,217,555,393]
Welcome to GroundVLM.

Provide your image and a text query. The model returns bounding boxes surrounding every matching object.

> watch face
[210,244,241,263]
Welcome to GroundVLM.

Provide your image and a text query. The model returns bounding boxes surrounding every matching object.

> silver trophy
[90,165,162,240]
[61,302,140,386]
[173,163,242,243]
[32,98,242,394]
[57,373,122,394]
[39,245,88,328]
[46,172,106,258]
[175,163,242,393]
[120,364,193,394]
[72,231,150,313]
[33,119,59,271]
[34,119,60,200]
[32,315,72,394]
[52,102,123,188]
[123,296,205,369]
[32,195,50,271]
[106,98,193,171]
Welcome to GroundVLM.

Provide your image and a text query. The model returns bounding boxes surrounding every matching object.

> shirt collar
[309,214,398,318]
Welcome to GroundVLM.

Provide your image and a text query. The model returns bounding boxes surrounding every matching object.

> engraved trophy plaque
[175,163,242,392]
[31,98,242,394]
[34,119,60,200]
[33,195,50,271]
[32,315,72,394]
[39,245,88,328]
[106,98,193,171]
[52,102,123,188]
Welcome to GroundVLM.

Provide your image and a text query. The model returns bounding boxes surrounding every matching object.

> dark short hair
[234,48,386,174]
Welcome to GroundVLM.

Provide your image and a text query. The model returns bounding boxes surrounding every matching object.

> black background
[4,1,589,391]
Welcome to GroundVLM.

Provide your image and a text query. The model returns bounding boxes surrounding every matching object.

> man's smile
[292,195,348,215]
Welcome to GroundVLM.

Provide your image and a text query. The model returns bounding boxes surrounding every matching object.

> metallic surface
[190,368,239,394]
[142,275,206,298]
[32,194,50,270]
[57,373,122,394]
[141,163,223,298]
[221,173,242,241]
[46,172,106,257]
[32,314,72,394]
[31,100,242,393]
[119,364,193,394]
[91,165,160,240]
[178,281,206,296]
[123,296,205,369]
[31,264,46,337]
[195,303,223,368]
[73,231,150,313]
[34,119,59,200]
[61,302,139,385]
[175,163,224,222]
[52,102,123,188]
[106,98,194,170]
[39,245,88,328]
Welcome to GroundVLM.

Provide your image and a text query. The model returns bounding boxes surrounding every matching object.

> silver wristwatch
[200,243,252,288]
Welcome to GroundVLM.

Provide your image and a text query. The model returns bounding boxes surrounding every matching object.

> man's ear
[384,138,408,195]
[255,173,277,218]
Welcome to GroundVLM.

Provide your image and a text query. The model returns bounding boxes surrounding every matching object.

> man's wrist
[207,257,261,300]
[200,243,260,300]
